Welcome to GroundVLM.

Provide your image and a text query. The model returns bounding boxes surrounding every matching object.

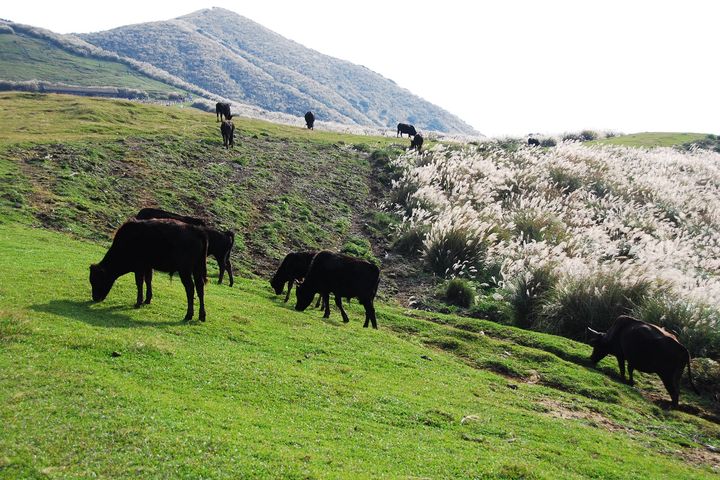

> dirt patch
[673,446,720,471]
[537,398,631,434]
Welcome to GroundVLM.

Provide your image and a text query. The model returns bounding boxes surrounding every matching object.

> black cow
[216,102,232,121]
[221,119,235,149]
[397,123,417,138]
[295,251,380,328]
[135,208,235,286]
[304,111,315,130]
[528,138,540,146]
[271,251,317,302]
[587,317,699,408]
[410,133,424,152]
[89,219,208,321]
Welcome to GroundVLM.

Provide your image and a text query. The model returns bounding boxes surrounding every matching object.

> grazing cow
[397,123,417,137]
[304,111,315,130]
[221,119,235,149]
[295,251,380,328]
[271,251,317,302]
[587,317,699,408]
[528,137,540,146]
[135,208,235,286]
[89,219,208,321]
[216,102,232,121]
[410,133,424,152]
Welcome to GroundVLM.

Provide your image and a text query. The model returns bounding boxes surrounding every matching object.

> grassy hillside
[0,31,187,99]
[1,223,718,478]
[594,132,707,148]
[0,92,406,275]
[0,93,718,478]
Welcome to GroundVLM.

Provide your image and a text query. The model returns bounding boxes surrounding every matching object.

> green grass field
[0,32,186,98]
[594,132,708,148]
[0,93,718,478]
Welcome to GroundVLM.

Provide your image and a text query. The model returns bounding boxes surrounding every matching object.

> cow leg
[193,269,206,322]
[367,300,377,329]
[284,281,292,303]
[335,295,350,323]
[322,292,331,318]
[180,272,195,321]
[225,256,234,287]
[627,364,635,386]
[660,374,679,409]
[216,254,225,284]
[144,268,153,304]
[315,294,322,309]
[134,271,144,307]
[617,356,626,382]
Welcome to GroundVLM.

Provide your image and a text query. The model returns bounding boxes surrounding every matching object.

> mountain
[81,8,478,134]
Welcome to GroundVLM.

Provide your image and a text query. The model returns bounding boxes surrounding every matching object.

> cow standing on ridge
[304,111,315,130]
[397,123,417,137]
[135,208,235,286]
[216,102,232,121]
[295,251,380,329]
[89,219,208,321]
[587,316,699,408]
[410,133,424,152]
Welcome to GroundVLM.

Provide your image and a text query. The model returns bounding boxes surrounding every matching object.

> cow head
[270,272,285,295]
[294,280,315,312]
[89,264,114,302]
[587,327,608,364]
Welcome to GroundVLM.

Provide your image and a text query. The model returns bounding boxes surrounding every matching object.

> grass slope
[1,223,718,478]
[0,92,405,275]
[0,32,186,98]
[594,132,708,148]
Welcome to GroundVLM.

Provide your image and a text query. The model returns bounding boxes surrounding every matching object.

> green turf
[594,132,708,148]
[0,32,186,98]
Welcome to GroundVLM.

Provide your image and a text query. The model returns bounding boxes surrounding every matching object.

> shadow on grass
[30,300,188,328]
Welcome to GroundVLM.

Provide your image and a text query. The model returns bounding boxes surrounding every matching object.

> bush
[562,133,582,142]
[509,266,558,329]
[392,226,426,257]
[340,236,378,265]
[535,272,654,339]
[444,278,475,308]
[540,138,557,147]
[689,358,720,397]
[424,228,485,278]
[580,130,598,141]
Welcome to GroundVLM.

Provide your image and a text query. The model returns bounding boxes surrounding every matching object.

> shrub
[392,226,426,256]
[540,138,557,147]
[535,272,654,339]
[513,210,567,244]
[509,266,558,329]
[689,358,720,397]
[562,133,582,142]
[424,228,486,278]
[580,130,598,141]
[340,236,378,265]
[444,278,475,308]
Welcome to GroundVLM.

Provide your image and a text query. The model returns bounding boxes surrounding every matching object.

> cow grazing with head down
[89,219,208,321]
[410,133,424,152]
[528,137,540,146]
[304,111,315,130]
[397,123,417,138]
[587,316,699,408]
[221,119,235,149]
[295,251,380,328]
[216,102,232,121]
[135,208,235,286]
[271,251,317,302]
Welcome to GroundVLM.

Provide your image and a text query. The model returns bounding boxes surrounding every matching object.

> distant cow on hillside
[410,133,424,152]
[397,123,417,137]
[295,251,380,329]
[304,111,315,130]
[221,119,235,149]
[135,208,235,286]
[89,219,208,321]
[216,102,232,121]
[587,316,699,408]
[528,137,540,146]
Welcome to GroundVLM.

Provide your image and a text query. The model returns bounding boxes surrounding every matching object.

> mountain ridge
[81,7,478,135]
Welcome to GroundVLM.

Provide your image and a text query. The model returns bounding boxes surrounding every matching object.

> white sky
[2,1,719,136]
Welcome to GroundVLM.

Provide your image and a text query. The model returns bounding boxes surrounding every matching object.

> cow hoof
[144,299,151,305]
[200,315,206,322]
[134,303,142,309]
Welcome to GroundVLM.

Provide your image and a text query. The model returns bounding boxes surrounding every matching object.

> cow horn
[587,327,602,336]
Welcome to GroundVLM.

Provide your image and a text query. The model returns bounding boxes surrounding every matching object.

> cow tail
[201,231,209,285]
[686,350,699,394]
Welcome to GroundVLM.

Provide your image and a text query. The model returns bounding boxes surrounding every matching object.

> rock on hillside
[81,7,478,135]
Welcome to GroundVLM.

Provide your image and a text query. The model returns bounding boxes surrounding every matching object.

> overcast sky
[3,1,719,136]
